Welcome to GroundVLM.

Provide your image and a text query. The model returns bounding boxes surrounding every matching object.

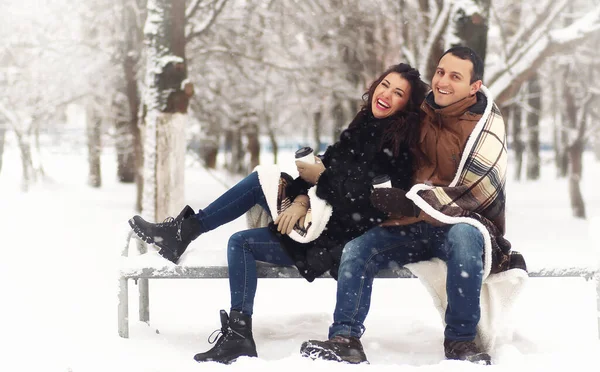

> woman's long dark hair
[348,63,429,157]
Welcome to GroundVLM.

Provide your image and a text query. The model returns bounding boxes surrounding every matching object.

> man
[298,46,526,365]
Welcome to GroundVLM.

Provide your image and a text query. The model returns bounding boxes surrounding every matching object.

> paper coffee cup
[372,174,392,188]
[295,147,315,164]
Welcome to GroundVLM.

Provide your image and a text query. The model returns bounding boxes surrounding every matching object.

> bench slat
[119,265,598,280]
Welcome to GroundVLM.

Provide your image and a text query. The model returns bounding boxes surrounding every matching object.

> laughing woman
[128,63,428,364]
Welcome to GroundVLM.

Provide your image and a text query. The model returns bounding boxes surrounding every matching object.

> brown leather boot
[444,339,491,365]
[300,335,368,364]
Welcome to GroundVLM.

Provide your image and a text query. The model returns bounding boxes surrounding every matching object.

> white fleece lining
[407,184,493,281]
[251,165,333,243]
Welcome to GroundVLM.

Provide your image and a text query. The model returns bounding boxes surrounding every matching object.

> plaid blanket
[405,86,528,352]
[406,85,510,279]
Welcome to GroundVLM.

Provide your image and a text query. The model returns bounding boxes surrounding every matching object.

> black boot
[194,310,258,364]
[444,339,491,365]
[300,335,368,364]
[128,205,204,263]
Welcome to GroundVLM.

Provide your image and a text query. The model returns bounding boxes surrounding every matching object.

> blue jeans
[197,171,269,231]
[329,222,484,342]
[194,172,294,316]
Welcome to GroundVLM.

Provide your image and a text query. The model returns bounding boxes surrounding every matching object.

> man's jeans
[193,171,295,316]
[329,222,484,342]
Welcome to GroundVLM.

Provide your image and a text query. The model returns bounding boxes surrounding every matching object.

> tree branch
[418,0,451,80]
[488,4,600,106]
[185,0,229,42]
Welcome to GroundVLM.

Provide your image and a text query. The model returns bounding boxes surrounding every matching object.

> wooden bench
[118,231,600,339]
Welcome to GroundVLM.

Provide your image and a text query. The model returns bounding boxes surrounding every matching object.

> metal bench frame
[118,231,600,339]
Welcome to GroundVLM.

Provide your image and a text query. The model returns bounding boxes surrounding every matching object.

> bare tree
[141,0,193,222]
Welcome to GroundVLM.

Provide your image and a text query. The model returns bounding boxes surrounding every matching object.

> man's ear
[470,80,483,95]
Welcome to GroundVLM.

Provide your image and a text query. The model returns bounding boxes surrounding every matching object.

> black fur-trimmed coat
[272,112,414,281]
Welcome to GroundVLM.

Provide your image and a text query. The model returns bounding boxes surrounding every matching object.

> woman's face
[371,72,411,119]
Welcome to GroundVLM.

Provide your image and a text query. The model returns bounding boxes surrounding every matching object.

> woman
[128,63,428,364]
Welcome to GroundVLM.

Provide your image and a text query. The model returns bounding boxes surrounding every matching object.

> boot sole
[300,342,366,364]
[445,353,492,366]
[194,352,257,365]
[128,218,179,263]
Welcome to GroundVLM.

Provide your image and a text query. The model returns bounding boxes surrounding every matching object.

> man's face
[431,53,482,107]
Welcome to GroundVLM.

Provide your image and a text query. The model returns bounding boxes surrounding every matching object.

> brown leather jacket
[381,93,483,227]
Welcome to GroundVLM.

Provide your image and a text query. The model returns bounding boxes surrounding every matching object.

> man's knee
[447,224,484,260]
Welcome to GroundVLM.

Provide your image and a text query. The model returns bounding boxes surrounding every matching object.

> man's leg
[195,227,294,364]
[429,223,490,364]
[301,224,430,363]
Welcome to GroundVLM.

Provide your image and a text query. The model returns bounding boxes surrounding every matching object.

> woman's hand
[274,201,309,234]
[296,157,325,185]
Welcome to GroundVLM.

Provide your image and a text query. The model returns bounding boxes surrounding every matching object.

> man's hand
[370,188,420,217]
[274,201,308,234]
[296,157,325,185]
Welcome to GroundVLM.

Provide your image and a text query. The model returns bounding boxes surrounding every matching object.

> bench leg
[118,277,129,338]
[139,278,149,323]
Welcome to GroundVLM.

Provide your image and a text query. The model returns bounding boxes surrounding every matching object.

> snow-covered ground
[1,144,599,372]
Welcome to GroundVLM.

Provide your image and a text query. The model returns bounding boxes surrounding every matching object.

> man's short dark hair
[439,46,484,84]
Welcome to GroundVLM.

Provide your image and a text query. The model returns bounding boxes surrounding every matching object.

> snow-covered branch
[488,3,600,106]
[505,0,567,58]
[418,0,451,80]
[185,0,228,42]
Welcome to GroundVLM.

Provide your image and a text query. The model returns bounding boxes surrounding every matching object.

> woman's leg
[198,171,270,231]
[227,227,294,316]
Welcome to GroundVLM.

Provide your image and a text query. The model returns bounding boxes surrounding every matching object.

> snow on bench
[117,231,600,339]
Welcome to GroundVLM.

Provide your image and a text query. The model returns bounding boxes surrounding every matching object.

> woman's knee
[228,231,250,257]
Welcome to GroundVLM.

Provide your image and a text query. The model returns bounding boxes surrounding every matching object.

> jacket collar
[421,91,486,127]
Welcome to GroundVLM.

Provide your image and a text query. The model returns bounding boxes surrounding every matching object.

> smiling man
[300,46,525,366]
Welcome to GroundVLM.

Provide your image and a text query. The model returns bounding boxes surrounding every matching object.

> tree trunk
[265,114,278,165]
[119,0,142,186]
[142,0,190,221]
[525,76,541,180]
[245,121,260,172]
[13,130,33,192]
[564,71,586,219]
[331,98,345,143]
[87,112,102,188]
[568,140,586,218]
[509,104,524,181]
[446,0,491,61]
[313,111,322,154]
[116,117,136,183]
[202,137,219,169]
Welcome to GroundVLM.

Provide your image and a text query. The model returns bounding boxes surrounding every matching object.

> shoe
[129,205,204,263]
[193,310,258,364]
[444,339,491,365]
[300,335,368,364]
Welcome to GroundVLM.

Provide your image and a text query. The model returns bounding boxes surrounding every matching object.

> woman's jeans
[329,222,484,342]
[194,171,294,316]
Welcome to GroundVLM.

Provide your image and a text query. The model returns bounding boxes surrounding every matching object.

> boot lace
[207,325,246,345]
[156,217,183,241]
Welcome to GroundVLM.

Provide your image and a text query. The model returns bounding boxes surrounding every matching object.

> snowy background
[1,144,599,372]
